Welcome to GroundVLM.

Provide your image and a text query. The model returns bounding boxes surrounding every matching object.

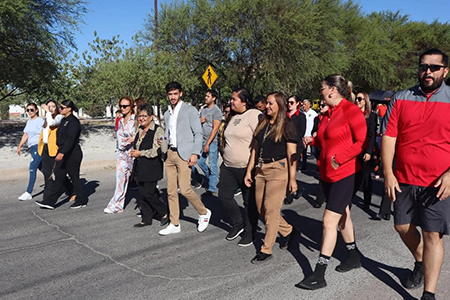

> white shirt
[43,112,64,144]
[168,101,183,147]
[303,108,318,137]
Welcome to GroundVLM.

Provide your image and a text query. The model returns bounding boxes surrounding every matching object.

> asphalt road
[1,161,449,300]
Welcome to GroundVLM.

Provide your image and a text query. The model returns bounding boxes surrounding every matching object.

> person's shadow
[54,178,100,207]
[159,188,230,231]
[282,209,416,299]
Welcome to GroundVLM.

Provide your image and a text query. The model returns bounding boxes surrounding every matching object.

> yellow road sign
[202,65,218,88]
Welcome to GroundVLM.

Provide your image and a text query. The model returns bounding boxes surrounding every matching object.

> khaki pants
[165,149,207,225]
[255,158,292,254]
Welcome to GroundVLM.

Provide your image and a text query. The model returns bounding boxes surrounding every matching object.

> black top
[255,119,299,159]
[132,126,163,182]
[290,112,306,139]
[57,114,81,155]
[364,112,378,155]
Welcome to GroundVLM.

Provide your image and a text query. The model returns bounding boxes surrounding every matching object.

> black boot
[297,263,327,290]
[336,242,361,272]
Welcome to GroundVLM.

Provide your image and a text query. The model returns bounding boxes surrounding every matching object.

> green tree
[0,0,86,102]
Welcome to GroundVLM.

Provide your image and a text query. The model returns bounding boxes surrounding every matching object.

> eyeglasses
[419,64,445,72]
[26,109,35,112]
[59,106,68,110]
[356,97,364,102]
[138,115,149,119]
[119,105,130,109]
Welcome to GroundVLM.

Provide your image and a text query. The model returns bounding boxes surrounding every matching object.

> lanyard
[257,123,272,168]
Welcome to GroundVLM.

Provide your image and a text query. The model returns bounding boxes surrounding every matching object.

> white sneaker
[103,207,114,214]
[197,209,212,232]
[18,192,32,201]
[159,223,181,236]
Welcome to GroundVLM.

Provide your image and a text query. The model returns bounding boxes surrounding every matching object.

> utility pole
[154,0,161,119]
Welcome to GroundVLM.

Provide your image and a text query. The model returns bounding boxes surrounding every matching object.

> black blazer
[364,112,378,155]
[132,126,163,182]
[291,112,306,140]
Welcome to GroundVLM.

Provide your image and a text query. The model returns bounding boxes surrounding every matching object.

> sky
[72,0,450,57]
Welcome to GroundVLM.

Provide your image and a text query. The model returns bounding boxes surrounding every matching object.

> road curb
[2,159,115,182]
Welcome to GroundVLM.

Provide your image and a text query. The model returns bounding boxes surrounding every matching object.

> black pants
[137,181,167,224]
[360,161,373,206]
[44,145,85,206]
[316,179,326,205]
[378,193,392,216]
[218,164,258,238]
[301,147,308,170]
[41,145,73,200]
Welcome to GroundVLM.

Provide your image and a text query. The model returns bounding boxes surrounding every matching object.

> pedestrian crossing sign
[202,65,218,88]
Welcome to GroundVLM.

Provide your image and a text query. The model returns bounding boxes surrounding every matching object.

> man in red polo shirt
[382,48,450,300]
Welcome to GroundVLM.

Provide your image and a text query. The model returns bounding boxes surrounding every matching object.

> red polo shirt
[382,83,450,187]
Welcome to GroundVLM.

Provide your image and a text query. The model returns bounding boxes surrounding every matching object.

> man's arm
[188,106,203,166]
[203,119,221,153]
[381,135,401,201]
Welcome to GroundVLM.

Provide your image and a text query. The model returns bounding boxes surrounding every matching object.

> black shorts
[323,172,361,214]
[394,184,450,235]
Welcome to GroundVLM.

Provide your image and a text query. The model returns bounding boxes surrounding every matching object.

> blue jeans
[193,141,219,192]
[26,144,42,193]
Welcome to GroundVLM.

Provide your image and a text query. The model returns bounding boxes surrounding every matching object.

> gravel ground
[0,119,117,176]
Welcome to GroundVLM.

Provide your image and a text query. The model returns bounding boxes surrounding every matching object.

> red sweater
[312,99,367,183]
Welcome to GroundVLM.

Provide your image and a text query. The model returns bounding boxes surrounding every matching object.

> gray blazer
[164,102,202,161]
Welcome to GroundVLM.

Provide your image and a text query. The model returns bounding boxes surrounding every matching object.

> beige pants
[255,158,293,254]
[165,149,207,225]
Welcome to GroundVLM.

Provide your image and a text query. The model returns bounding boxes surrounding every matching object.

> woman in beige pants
[244,92,298,263]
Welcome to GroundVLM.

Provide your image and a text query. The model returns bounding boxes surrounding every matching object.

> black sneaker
[280,228,298,250]
[251,252,272,264]
[296,274,327,290]
[35,200,55,210]
[237,235,253,247]
[335,257,361,272]
[226,226,244,241]
[405,262,424,289]
[193,178,204,189]
[70,203,86,209]
[234,188,242,197]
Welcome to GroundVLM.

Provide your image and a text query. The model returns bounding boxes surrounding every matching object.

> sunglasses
[26,109,35,112]
[356,97,364,102]
[419,64,445,72]
[288,101,296,105]
[59,106,68,110]
[320,104,326,108]
[119,105,130,109]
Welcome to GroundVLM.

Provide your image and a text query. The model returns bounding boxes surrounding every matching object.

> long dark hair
[60,100,78,113]
[43,99,59,128]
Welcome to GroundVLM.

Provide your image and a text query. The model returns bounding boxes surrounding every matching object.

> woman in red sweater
[298,74,367,290]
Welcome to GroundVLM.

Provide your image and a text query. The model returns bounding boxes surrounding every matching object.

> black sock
[345,242,359,260]
[314,254,330,280]
[422,291,435,299]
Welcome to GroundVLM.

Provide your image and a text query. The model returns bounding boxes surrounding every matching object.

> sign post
[202,65,218,88]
